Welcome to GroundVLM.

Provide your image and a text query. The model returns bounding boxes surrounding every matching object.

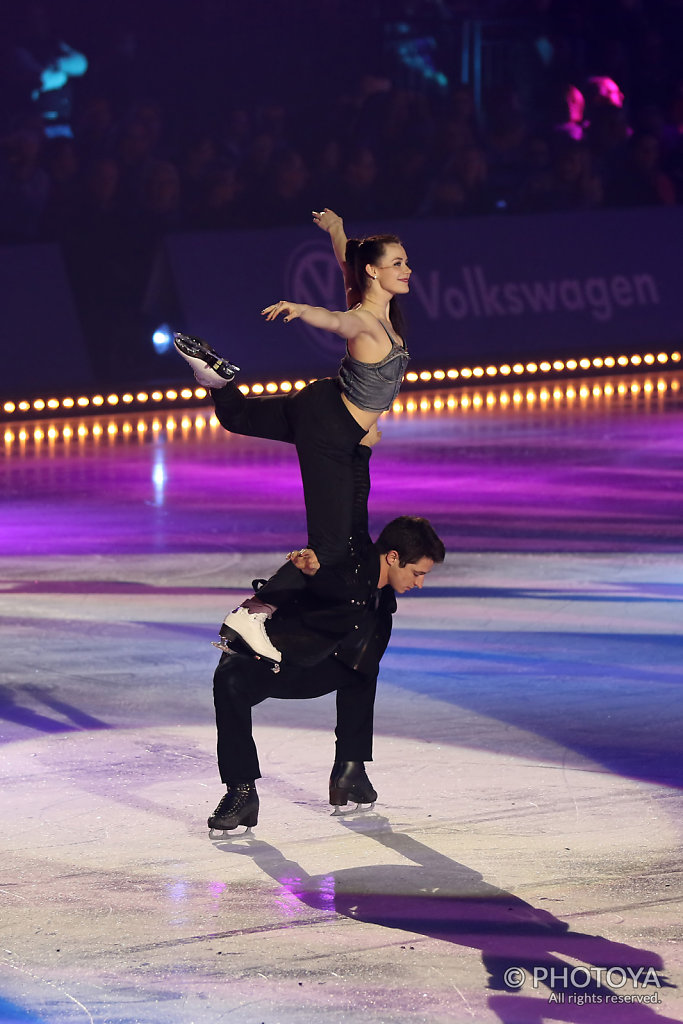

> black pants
[212,377,368,565]
[213,650,377,782]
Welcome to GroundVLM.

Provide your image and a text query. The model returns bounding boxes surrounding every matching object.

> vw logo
[285,241,347,355]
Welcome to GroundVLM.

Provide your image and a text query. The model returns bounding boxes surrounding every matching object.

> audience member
[254,147,311,227]
[550,83,586,141]
[330,145,382,220]
[40,135,80,237]
[188,161,246,230]
[0,128,49,241]
[605,130,676,207]
[517,138,602,212]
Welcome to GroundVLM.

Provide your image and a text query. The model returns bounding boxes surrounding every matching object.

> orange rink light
[1,350,682,422]
[7,372,676,449]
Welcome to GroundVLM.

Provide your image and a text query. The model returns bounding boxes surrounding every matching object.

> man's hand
[312,208,343,233]
[287,547,320,575]
[262,300,305,323]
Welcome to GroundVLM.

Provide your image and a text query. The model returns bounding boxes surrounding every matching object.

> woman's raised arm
[313,208,347,268]
[312,208,360,308]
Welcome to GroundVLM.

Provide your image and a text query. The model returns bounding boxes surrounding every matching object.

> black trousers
[213,650,377,782]
[212,377,368,566]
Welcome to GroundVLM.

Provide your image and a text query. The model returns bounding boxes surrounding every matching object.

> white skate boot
[173,332,239,388]
[213,606,282,669]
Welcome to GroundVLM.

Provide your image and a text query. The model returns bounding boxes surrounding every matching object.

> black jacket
[266,541,396,675]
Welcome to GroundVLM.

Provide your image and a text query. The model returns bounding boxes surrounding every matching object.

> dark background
[3,0,683,391]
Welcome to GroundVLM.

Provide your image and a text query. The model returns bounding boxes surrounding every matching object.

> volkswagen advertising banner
[159,206,683,378]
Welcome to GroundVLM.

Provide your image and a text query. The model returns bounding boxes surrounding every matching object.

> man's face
[387,556,435,594]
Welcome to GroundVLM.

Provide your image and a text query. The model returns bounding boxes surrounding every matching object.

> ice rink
[1,371,682,1024]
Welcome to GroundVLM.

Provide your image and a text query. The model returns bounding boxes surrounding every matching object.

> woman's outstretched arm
[261,299,370,340]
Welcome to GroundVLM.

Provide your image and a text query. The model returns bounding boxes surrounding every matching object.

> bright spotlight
[152,323,173,354]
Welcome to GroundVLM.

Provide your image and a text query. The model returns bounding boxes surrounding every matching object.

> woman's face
[369,243,411,295]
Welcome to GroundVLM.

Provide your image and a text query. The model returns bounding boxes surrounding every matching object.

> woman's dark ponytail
[344,238,363,262]
[344,238,364,307]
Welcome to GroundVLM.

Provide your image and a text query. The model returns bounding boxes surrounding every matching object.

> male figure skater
[209,445,445,831]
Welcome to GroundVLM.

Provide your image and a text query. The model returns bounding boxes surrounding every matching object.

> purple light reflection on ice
[167,880,189,904]
[318,874,336,907]
[275,874,338,918]
[2,378,683,557]
[275,876,305,919]
[152,450,167,507]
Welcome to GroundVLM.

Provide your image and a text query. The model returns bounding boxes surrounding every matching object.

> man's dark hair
[376,516,445,567]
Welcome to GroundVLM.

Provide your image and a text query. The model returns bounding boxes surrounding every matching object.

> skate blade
[209,825,255,840]
[211,640,235,654]
[173,330,207,349]
[331,801,376,816]
[173,333,239,377]
[211,636,280,672]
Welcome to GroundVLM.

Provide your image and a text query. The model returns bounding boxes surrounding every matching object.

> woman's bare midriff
[341,392,383,431]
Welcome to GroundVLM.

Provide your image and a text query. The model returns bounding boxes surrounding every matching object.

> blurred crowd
[3,0,683,247]
[3,0,683,248]
[3,0,683,382]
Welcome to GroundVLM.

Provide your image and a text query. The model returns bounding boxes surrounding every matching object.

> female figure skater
[174,210,411,662]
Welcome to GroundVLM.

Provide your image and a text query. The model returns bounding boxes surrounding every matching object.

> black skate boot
[173,331,240,388]
[329,761,377,811]
[208,781,259,835]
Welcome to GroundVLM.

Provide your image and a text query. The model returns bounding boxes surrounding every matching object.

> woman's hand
[261,300,305,323]
[359,422,382,448]
[287,547,320,576]
[312,208,343,233]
